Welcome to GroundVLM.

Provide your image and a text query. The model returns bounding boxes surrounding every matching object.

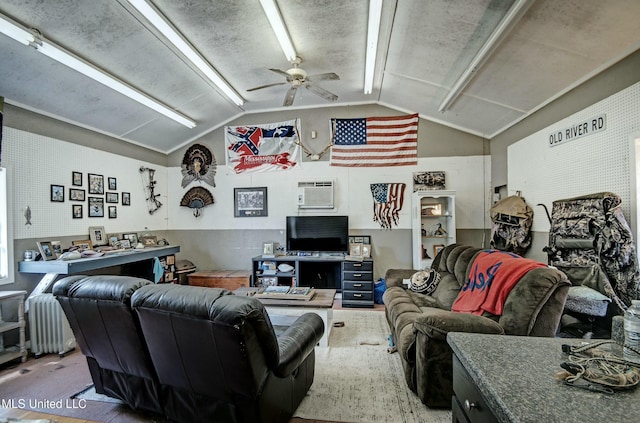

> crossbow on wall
[140,166,163,215]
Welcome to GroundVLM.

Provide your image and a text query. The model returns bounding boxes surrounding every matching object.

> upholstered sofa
[53,275,324,423]
[383,244,570,408]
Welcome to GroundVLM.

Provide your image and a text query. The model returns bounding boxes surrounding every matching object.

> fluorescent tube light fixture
[364,0,383,95]
[0,13,197,128]
[127,0,244,106]
[437,0,535,112]
[259,0,297,62]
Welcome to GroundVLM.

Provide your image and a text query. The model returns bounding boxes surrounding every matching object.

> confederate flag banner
[225,119,301,174]
[370,183,406,229]
[330,113,418,167]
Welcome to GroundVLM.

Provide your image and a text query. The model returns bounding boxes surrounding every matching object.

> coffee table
[234,287,336,347]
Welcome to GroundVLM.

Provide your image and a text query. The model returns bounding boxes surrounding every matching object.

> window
[0,166,14,285]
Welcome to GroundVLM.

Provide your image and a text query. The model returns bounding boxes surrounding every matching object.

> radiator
[28,293,75,357]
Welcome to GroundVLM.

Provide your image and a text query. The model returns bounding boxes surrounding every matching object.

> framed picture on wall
[106,192,119,203]
[234,187,268,217]
[72,204,83,219]
[108,206,117,219]
[51,184,64,202]
[122,192,131,206]
[72,171,83,186]
[108,177,117,190]
[88,197,104,217]
[69,188,85,201]
[88,173,104,194]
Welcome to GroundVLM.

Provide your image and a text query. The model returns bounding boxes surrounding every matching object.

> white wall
[168,156,491,232]
[508,81,640,231]
[3,127,169,239]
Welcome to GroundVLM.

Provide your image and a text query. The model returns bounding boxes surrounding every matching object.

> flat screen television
[286,215,349,253]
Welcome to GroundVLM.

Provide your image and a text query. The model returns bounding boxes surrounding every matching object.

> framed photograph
[69,188,85,201]
[433,244,445,257]
[108,177,117,191]
[108,206,117,219]
[122,192,131,206]
[262,242,274,257]
[106,192,119,203]
[36,241,56,261]
[88,173,104,194]
[72,171,83,186]
[120,239,131,249]
[89,226,107,246]
[362,244,371,258]
[50,241,63,258]
[72,204,83,219]
[349,243,363,258]
[88,197,104,217]
[413,171,446,191]
[51,184,64,202]
[234,187,268,217]
[349,235,371,245]
[72,239,93,251]
[141,236,158,247]
[123,233,139,245]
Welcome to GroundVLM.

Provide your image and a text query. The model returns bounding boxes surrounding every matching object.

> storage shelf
[413,190,456,270]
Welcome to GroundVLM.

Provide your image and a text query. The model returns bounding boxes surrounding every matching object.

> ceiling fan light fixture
[364,0,383,95]
[0,12,196,128]
[259,0,297,62]
[127,0,244,107]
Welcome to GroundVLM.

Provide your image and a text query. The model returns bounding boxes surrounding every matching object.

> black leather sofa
[53,275,324,423]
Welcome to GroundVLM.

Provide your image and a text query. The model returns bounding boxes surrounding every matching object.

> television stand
[251,255,373,306]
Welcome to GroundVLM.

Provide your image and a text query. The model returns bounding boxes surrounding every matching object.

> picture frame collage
[51,171,131,219]
[348,235,372,259]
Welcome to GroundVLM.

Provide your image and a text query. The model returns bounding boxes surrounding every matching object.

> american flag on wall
[370,183,406,229]
[330,113,419,167]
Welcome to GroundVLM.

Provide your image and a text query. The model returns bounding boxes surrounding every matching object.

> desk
[447,332,640,423]
[19,245,180,310]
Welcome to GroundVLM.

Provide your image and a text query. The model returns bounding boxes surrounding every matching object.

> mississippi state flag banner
[371,183,406,229]
[330,113,419,167]
[225,119,301,174]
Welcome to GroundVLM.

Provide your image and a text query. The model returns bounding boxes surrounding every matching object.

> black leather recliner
[54,275,324,423]
[52,275,163,414]
[131,283,324,423]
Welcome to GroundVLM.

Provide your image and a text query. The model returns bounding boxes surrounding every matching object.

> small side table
[0,290,27,365]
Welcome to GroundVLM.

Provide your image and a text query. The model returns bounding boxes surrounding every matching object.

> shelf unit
[0,291,27,366]
[251,255,344,291]
[413,190,456,269]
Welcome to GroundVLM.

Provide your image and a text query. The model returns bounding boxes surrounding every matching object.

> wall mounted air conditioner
[297,181,334,209]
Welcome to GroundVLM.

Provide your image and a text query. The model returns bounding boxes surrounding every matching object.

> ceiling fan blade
[269,68,291,79]
[246,82,287,92]
[306,72,340,82]
[283,85,299,107]
[305,84,338,103]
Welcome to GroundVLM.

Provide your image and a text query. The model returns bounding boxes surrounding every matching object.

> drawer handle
[464,399,477,412]
[353,263,362,267]
[354,283,362,287]
[354,274,362,277]
[354,293,362,297]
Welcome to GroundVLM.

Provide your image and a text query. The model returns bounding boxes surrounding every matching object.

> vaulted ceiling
[1,0,639,153]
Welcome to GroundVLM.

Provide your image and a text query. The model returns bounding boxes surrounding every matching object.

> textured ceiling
[0,0,638,153]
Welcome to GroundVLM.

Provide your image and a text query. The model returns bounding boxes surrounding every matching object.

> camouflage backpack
[490,193,533,256]
[543,192,640,310]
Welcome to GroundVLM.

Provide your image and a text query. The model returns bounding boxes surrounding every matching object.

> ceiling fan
[247,57,339,106]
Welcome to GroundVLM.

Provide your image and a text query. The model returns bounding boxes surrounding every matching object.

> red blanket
[452,251,546,316]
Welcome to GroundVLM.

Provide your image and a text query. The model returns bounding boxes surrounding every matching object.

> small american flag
[330,113,419,167]
[371,183,406,229]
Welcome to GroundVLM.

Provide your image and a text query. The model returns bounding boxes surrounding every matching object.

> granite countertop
[447,332,640,423]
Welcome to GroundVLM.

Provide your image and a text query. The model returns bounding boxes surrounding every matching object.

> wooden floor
[0,298,384,423]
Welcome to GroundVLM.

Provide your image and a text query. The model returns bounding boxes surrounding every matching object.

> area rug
[72,384,123,404]
[293,309,451,423]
